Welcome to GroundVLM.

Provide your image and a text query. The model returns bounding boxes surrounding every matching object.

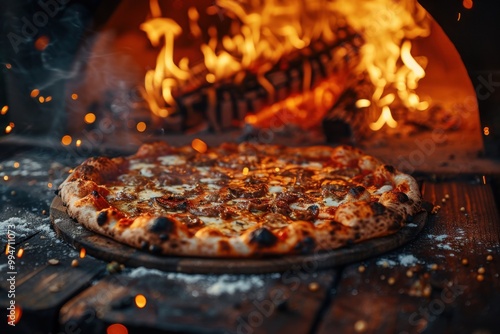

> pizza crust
[58,142,422,258]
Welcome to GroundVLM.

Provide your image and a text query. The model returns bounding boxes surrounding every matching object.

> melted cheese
[158,155,186,165]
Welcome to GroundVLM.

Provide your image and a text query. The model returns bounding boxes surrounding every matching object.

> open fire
[140,0,431,135]
[0,0,483,159]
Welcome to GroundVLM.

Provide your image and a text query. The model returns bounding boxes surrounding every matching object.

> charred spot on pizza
[370,202,386,215]
[395,192,410,203]
[149,244,162,254]
[384,165,396,174]
[148,216,175,234]
[348,185,366,198]
[307,205,320,217]
[218,240,232,253]
[91,190,99,197]
[140,241,149,250]
[294,236,315,254]
[250,228,278,248]
[97,211,108,226]
[159,233,169,241]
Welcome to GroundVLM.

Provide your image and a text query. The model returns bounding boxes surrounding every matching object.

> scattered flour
[377,254,420,267]
[437,243,453,250]
[0,217,57,239]
[127,267,268,296]
[0,217,34,238]
[398,254,419,266]
[205,275,265,295]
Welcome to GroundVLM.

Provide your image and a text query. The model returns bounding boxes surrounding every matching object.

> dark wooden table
[1,146,500,334]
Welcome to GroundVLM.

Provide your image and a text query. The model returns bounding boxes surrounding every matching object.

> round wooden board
[50,196,427,274]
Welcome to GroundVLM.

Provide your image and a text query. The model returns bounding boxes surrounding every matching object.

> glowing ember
[483,127,490,136]
[5,125,13,134]
[1,105,8,114]
[135,294,147,308]
[463,0,473,9]
[71,93,79,100]
[17,248,24,258]
[38,96,45,103]
[242,167,249,175]
[47,183,53,188]
[5,63,12,69]
[34,35,50,51]
[30,89,40,98]
[13,162,20,168]
[136,122,147,132]
[107,323,128,334]
[45,96,53,102]
[61,135,72,146]
[9,306,22,325]
[80,248,86,258]
[191,138,208,153]
[5,244,10,254]
[84,113,96,124]
[76,139,82,147]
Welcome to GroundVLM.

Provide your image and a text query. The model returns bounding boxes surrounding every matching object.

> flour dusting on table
[127,267,270,296]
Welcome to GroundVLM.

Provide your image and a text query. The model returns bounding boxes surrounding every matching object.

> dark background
[0,0,499,156]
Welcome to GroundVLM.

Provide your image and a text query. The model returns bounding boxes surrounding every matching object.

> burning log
[149,28,363,133]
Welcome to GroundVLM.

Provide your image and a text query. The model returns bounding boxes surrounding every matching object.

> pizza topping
[155,196,188,211]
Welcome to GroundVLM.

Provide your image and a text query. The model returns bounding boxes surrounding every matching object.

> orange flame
[141,0,430,131]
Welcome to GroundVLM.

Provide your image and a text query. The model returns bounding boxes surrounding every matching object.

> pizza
[57,142,422,257]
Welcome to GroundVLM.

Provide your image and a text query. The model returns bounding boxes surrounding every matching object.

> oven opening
[0,0,497,172]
